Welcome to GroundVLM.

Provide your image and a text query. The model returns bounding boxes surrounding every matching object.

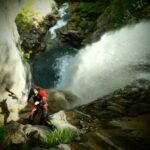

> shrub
[15,9,31,28]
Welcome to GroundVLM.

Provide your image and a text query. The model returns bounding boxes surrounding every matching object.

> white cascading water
[56,55,73,84]
[0,0,31,121]
[57,22,150,105]
[49,2,69,39]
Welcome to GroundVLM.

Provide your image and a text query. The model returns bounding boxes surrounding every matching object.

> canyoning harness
[31,100,48,115]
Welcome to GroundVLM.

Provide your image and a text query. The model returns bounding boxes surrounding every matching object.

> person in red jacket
[28,87,48,124]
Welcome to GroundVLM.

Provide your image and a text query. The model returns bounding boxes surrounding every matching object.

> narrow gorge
[0,0,150,150]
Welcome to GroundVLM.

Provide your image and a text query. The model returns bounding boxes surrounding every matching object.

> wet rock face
[16,14,57,57]
[2,82,150,150]
[5,121,51,149]
[55,1,98,49]
[55,0,150,48]
[85,0,150,45]
[4,110,78,150]
[57,29,85,49]
[63,81,150,150]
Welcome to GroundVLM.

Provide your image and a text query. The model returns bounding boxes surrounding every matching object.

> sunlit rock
[48,110,78,132]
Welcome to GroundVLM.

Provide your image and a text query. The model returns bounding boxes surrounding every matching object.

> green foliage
[45,128,78,147]
[16,9,30,27]
[68,0,112,30]
[75,1,109,16]
[79,20,88,29]
[15,8,38,29]
[132,0,144,10]
[100,0,149,31]
[0,127,6,144]
[68,0,149,32]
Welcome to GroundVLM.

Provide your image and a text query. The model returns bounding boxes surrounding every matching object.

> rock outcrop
[0,0,31,122]
[5,121,51,149]
[15,0,58,57]
[1,81,150,149]
[16,14,57,57]
[56,0,150,48]
[61,81,150,150]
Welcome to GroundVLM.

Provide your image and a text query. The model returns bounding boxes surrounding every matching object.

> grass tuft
[45,128,78,147]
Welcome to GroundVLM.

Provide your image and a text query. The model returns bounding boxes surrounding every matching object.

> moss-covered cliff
[57,0,150,47]
[15,0,150,50]
[86,0,150,44]
[15,0,57,57]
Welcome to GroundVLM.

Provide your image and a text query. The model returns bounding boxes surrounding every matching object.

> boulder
[58,144,71,150]
[5,122,51,147]
[57,29,85,49]
[47,110,78,132]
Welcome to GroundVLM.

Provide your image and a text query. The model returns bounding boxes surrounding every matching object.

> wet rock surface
[2,82,150,150]
[5,121,51,145]
[57,28,85,49]
[55,0,150,48]
[16,15,57,57]
[63,82,150,150]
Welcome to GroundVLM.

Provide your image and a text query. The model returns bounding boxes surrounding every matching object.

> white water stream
[49,2,69,39]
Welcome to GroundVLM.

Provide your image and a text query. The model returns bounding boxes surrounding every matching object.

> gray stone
[58,144,71,150]
[11,132,27,144]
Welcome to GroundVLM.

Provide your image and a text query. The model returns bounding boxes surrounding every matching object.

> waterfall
[0,0,31,121]
[49,2,69,39]
[57,22,150,105]
[30,44,76,88]
[56,55,73,84]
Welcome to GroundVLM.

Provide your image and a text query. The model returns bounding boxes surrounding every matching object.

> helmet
[33,89,38,96]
